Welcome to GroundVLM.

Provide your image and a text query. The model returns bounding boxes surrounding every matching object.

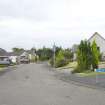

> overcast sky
[0,0,105,51]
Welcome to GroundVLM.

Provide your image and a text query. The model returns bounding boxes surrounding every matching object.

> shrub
[55,57,68,68]
[73,40,100,73]
[76,40,92,72]
[49,50,69,68]
[63,49,73,62]
[91,40,100,70]
[72,67,81,73]
[36,47,53,61]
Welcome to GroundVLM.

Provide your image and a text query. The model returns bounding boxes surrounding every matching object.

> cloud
[0,0,105,51]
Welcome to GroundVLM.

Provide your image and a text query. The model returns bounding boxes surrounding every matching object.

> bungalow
[72,32,105,61]
[8,50,37,64]
[8,51,24,64]
[27,50,37,62]
[0,48,10,65]
[19,51,30,64]
[0,48,37,65]
[88,32,105,60]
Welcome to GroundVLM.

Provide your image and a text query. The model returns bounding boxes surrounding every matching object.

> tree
[49,49,71,67]
[54,46,62,55]
[63,49,73,61]
[76,40,92,72]
[91,40,100,70]
[55,50,69,67]
[75,40,100,73]
[12,48,24,53]
[36,47,53,61]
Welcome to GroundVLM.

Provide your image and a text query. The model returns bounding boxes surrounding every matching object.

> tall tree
[77,40,92,72]
[91,40,100,70]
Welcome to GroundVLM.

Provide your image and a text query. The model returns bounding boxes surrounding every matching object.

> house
[0,48,37,64]
[88,32,105,60]
[19,51,30,64]
[88,32,105,53]
[8,50,37,64]
[72,32,105,61]
[0,48,10,65]
[8,51,29,64]
[8,51,24,64]
[27,49,37,62]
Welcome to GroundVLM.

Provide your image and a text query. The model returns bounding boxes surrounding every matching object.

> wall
[89,34,105,53]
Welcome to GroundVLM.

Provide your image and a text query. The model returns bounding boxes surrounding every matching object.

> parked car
[0,56,11,66]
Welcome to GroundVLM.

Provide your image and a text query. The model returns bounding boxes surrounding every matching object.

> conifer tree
[77,40,92,72]
[91,40,99,70]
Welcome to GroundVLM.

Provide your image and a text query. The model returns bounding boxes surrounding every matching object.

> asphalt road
[0,63,105,105]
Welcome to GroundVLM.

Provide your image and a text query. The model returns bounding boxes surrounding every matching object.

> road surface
[0,63,105,105]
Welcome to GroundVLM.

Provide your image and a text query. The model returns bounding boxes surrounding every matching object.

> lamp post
[53,43,56,68]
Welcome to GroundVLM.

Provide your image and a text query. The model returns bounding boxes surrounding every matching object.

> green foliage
[36,47,53,61]
[54,46,62,55]
[63,49,73,62]
[91,40,100,70]
[12,48,24,53]
[55,50,69,67]
[76,40,92,71]
[0,64,8,68]
[50,49,72,68]
[74,40,100,73]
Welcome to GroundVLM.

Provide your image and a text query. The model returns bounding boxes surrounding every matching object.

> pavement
[55,68,105,90]
[0,63,105,105]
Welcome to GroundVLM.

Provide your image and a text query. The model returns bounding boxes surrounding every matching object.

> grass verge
[57,62,77,70]
[76,71,105,77]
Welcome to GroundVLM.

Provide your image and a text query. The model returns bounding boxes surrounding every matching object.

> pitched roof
[26,50,36,55]
[88,32,105,42]
[0,48,36,57]
[8,50,25,56]
[20,52,28,56]
[0,48,8,56]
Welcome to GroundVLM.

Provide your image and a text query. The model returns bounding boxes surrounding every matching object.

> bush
[63,49,73,62]
[49,50,69,68]
[72,67,81,73]
[91,40,100,70]
[76,40,92,72]
[72,67,91,74]
[73,40,100,73]
[36,47,53,61]
[55,58,68,68]
[0,64,8,68]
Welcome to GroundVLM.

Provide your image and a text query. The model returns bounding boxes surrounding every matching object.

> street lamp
[53,43,56,68]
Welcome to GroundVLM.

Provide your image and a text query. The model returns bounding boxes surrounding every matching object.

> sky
[0,0,105,51]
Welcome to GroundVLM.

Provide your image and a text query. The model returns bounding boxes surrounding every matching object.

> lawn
[57,61,77,70]
[76,71,105,77]
[0,64,8,68]
[0,64,8,72]
[74,62,105,77]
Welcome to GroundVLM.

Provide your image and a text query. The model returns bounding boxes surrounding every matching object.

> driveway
[0,63,105,105]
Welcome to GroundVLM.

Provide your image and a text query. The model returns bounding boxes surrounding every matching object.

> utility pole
[53,43,56,68]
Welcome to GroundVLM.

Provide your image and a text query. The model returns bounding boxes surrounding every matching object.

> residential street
[0,63,105,105]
